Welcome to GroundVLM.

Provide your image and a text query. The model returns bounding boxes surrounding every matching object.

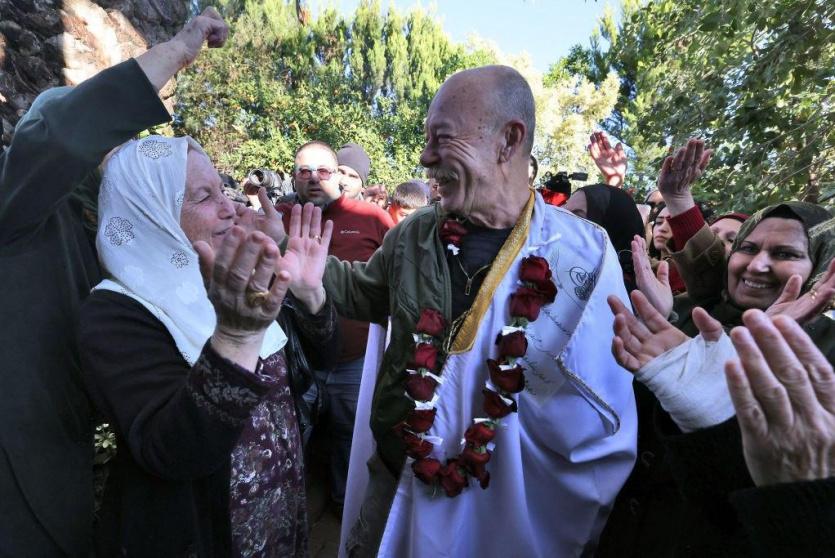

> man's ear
[498,119,526,164]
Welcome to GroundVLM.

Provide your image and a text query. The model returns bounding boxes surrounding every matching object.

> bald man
[302,65,637,557]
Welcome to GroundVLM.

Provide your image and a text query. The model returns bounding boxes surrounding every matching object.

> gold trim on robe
[449,190,535,354]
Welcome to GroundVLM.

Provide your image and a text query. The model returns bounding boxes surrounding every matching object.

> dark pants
[307,357,364,506]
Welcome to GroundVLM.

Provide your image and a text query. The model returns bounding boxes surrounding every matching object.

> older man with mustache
[283,65,637,557]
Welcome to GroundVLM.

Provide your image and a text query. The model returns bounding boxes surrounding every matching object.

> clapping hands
[726,311,835,486]
[766,259,835,325]
[234,188,286,245]
[608,290,722,373]
[631,234,673,319]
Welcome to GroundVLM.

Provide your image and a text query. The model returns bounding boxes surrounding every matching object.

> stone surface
[0,0,190,147]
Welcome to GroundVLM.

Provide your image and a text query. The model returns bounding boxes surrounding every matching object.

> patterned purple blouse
[229,349,308,557]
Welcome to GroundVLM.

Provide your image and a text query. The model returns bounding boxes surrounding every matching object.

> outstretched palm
[280,202,333,295]
[632,235,673,318]
[608,290,689,372]
[588,131,627,187]
[657,138,712,199]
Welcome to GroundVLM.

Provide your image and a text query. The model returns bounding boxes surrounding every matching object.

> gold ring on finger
[313,235,321,241]
[245,288,270,307]
[811,288,818,301]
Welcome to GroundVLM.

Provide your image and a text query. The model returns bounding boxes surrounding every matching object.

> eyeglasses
[295,165,336,180]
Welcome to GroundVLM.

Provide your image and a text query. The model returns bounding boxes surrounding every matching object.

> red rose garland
[395,219,557,497]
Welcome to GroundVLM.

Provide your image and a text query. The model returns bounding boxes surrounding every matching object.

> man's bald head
[433,65,536,156]
[420,65,537,227]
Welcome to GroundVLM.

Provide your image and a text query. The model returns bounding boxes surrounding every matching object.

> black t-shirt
[446,221,513,321]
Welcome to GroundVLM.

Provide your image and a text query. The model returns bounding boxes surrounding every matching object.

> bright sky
[320,0,617,72]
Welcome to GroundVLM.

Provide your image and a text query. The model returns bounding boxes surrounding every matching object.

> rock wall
[0,0,190,147]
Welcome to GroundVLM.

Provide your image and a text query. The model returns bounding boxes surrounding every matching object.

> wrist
[135,41,189,92]
[663,193,696,217]
[605,174,624,187]
[213,326,264,347]
[292,285,326,314]
[166,38,193,71]
[211,327,265,371]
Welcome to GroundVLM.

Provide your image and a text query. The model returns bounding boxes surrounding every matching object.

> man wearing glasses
[276,140,394,514]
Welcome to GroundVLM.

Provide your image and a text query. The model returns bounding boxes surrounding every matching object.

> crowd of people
[2,8,834,558]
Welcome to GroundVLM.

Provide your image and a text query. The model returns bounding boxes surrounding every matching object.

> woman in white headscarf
[78,135,336,557]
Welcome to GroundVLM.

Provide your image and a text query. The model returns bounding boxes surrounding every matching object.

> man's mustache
[427,167,459,182]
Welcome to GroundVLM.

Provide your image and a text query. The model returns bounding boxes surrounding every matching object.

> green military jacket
[323,203,451,475]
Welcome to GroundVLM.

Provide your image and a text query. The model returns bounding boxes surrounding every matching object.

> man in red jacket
[276,140,394,511]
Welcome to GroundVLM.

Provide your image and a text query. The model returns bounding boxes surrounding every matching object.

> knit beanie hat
[336,143,371,185]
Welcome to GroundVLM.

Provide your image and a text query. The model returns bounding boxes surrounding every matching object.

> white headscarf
[94,135,286,365]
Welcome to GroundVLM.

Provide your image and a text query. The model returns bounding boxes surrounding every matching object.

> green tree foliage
[176,1,496,187]
[176,1,619,190]
[557,0,835,211]
[469,37,620,182]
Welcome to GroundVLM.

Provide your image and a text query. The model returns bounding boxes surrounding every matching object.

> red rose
[405,374,438,401]
[520,256,551,284]
[439,219,468,246]
[487,359,525,393]
[483,388,518,419]
[461,445,492,467]
[510,286,547,321]
[412,343,439,371]
[533,278,557,304]
[416,308,446,337]
[496,331,527,358]
[412,457,442,484]
[464,422,496,445]
[406,409,436,433]
[469,462,491,489]
[439,459,468,497]
[401,429,433,459]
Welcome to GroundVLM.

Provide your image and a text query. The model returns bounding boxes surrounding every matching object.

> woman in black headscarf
[564,183,645,292]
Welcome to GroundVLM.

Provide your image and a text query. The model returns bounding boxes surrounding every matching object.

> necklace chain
[455,255,492,296]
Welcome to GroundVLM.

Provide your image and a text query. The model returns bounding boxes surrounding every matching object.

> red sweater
[277,195,394,362]
[665,205,707,295]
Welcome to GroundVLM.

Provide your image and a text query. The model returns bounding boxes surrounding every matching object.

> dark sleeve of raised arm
[0,58,170,244]
[78,291,274,481]
[730,478,835,557]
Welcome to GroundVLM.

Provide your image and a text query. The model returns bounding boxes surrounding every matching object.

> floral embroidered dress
[229,350,307,558]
